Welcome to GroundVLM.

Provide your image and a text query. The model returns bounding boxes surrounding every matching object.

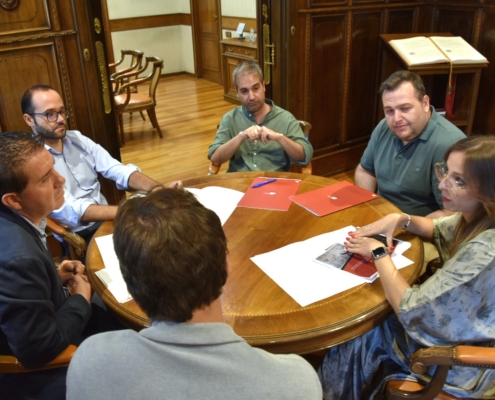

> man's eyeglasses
[31,108,70,123]
[435,162,467,191]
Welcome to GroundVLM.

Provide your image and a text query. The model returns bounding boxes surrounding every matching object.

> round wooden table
[86,172,423,354]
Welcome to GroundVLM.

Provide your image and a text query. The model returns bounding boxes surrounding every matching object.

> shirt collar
[17,214,48,249]
[44,135,71,154]
[241,98,275,122]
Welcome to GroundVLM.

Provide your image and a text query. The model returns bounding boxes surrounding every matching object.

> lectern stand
[380,33,488,136]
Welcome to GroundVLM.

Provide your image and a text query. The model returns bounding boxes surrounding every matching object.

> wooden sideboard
[220,38,258,104]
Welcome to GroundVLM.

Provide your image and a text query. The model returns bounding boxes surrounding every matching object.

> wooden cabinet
[220,38,257,104]
[381,33,487,136]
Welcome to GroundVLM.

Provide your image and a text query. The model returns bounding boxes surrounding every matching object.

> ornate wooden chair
[109,49,144,94]
[0,345,76,373]
[208,120,313,175]
[386,345,495,399]
[46,217,87,261]
[114,56,164,146]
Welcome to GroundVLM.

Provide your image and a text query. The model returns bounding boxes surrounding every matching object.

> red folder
[237,177,302,211]
[290,181,379,216]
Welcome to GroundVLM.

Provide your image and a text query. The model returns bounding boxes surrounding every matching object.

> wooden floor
[120,76,354,184]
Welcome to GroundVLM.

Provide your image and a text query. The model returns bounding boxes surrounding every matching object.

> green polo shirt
[208,100,313,172]
[360,107,466,216]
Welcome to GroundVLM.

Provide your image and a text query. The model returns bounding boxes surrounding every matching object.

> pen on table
[252,178,277,188]
[73,263,77,275]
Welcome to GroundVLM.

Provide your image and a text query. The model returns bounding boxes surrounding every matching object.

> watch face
[372,247,388,259]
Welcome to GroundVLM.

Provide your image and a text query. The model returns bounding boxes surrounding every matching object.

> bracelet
[400,213,411,229]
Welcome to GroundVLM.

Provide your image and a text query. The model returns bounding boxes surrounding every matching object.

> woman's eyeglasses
[435,162,468,191]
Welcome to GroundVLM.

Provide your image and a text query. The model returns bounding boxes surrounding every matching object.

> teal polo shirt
[360,107,466,216]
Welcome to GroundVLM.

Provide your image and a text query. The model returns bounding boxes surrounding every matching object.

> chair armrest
[410,346,495,374]
[46,218,87,258]
[388,346,495,399]
[208,163,221,175]
[301,162,312,175]
[0,345,77,373]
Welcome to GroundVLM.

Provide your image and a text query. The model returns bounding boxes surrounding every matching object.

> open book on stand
[388,36,488,67]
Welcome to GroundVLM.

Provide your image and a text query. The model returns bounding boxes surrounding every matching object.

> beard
[33,119,66,140]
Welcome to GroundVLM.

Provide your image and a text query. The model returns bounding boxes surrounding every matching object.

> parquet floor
[119,76,235,185]
[119,76,354,184]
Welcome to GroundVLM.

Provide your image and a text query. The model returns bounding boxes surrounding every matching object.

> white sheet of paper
[94,234,132,303]
[186,186,244,225]
[250,226,413,307]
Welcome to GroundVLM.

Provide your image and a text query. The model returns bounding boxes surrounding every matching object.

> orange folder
[290,181,379,216]
[237,177,302,211]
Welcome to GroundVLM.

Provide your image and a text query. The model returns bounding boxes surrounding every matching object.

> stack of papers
[185,186,244,225]
[251,226,413,307]
[95,186,244,303]
[95,234,132,303]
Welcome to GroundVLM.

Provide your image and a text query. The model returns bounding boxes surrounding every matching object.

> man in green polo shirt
[208,61,313,172]
[355,70,465,218]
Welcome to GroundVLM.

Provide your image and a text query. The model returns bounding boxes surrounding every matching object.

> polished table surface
[87,172,423,354]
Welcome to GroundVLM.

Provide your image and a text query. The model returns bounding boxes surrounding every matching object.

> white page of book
[250,226,413,307]
[185,186,244,225]
[429,36,488,64]
[389,36,447,65]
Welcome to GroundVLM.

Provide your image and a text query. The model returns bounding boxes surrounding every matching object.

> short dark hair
[378,70,426,102]
[0,131,44,197]
[113,189,228,322]
[21,84,56,115]
[233,60,264,90]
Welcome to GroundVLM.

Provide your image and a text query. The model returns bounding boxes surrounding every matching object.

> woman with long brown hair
[319,136,495,399]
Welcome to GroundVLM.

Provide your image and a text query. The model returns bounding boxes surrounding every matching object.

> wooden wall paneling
[307,13,346,153]
[473,8,495,135]
[387,7,418,33]
[432,6,477,42]
[0,43,62,132]
[0,0,49,34]
[346,10,383,144]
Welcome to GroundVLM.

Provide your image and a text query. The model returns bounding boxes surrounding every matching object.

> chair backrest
[110,49,144,81]
[145,56,164,103]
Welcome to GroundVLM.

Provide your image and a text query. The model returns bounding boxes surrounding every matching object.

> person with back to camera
[319,136,495,399]
[66,188,322,399]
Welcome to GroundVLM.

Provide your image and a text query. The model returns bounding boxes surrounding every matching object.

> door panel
[0,44,61,132]
[0,0,122,205]
[194,0,222,84]
[0,0,49,33]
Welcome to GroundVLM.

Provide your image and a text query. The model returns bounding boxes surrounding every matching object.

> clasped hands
[344,213,403,258]
[241,125,281,144]
[58,260,92,302]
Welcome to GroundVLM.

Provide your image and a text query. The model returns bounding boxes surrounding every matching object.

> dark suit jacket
[0,206,91,368]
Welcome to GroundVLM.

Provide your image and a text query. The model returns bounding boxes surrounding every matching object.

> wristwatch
[371,246,388,260]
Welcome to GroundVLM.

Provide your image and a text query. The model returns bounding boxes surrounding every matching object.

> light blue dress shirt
[45,130,139,232]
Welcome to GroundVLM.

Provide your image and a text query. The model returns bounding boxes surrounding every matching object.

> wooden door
[0,0,122,205]
[192,0,222,84]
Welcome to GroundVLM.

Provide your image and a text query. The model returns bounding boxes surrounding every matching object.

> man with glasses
[354,71,465,218]
[21,85,180,242]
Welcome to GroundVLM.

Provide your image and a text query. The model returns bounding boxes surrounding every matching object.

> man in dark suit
[0,132,120,400]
